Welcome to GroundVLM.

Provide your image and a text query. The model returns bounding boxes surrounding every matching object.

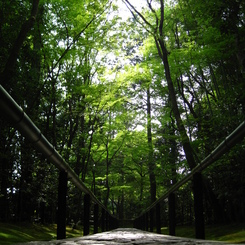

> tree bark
[147,87,156,203]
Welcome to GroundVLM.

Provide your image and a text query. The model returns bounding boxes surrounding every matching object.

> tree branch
[123,0,156,35]
[146,0,158,31]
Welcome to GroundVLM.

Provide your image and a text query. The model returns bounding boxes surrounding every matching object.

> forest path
[16,228,237,244]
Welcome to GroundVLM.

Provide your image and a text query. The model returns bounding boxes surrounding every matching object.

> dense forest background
[0,0,245,227]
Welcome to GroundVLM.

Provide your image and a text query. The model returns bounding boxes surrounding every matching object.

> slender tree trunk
[169,124,177,185]
[156,2,206,235]
[105,142,110,208]
[80,108,87,181]
[76,109,85,178]
[147,87,156,203]
[52,79,57,147]
[119,192,124,220]
[140,168,144,202]
[156,37,196,170]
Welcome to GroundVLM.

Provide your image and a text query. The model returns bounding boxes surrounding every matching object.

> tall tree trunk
[169,122,177,186]
[155,36,196,170]
[147,87,156,203]
[105,142,110,208]
[156,2,205,235]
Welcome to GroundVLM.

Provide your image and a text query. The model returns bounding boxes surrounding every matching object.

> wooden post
[101,208,105,232]
[57,170,67,240]
[108,214,112,230]
[193,172,205,239]
[84,194,90,236]
[133,218,137,229]
[109,215,115,230]
[150,209,154,232]
[112,216,115,230]
[106,212,109,231]
[156,203,161,234]
[145,212,149,231]
[141,215,145,230]
[136,215,142,230]
[169,192,176,236]
[94,203,98,234]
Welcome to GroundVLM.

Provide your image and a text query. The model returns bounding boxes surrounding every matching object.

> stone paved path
[17,228,240,245]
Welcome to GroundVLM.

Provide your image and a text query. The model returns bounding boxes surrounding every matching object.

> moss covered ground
[161,223,245,243]
[0,222,83,245]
